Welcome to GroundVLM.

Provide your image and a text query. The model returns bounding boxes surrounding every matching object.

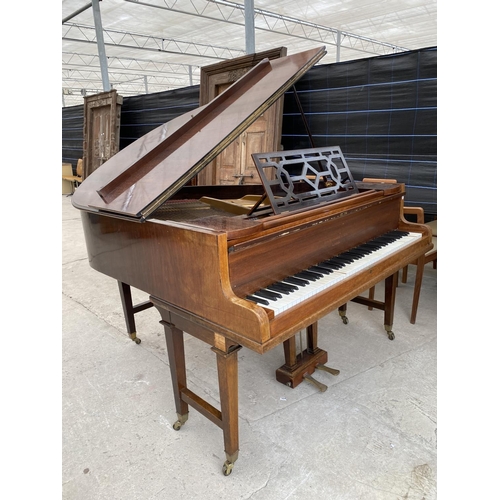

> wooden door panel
[219,138,240,184]
[242,129,265,183]
[83,90,122,180]
[198,48,287,186]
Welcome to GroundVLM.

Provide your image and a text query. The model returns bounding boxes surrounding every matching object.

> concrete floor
[62,195,437,499]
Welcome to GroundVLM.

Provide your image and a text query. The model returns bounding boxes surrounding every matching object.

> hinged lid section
[72,46,327,220]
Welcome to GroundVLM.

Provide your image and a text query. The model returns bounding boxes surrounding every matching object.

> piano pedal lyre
[276,324,340,391]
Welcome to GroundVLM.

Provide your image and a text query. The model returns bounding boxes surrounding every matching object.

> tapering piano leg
[117,281,141,343]
[383,272,398,340]
[163,322,189,429]
[212,338,241,476]
[410,254,425,324]
[368,286,375,310]
[117,281,154,344]
[349,271,400,339]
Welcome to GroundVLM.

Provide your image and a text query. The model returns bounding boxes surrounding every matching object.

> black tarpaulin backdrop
[62,47,436,216]
[281,47,436,216]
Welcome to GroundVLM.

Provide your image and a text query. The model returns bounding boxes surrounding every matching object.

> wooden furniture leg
[383,271,398,340]
[163,322,189,430]
[212,336,241,476]
[154,303,242,476]
[350,271,399,340]
[338,303,349,324]
[117,281,154,344]
[410,254,425,324]
[367,286,375,310]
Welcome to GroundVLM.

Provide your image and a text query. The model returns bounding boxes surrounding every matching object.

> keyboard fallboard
[228,192,403,297]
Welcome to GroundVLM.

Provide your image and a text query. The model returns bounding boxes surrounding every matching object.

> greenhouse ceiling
[62,0,437,107]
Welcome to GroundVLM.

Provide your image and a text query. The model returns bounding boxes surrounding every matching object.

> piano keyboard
[245,230,421,316]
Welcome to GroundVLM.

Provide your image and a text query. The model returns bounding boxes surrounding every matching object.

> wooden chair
[403,218,437,324]
[362,178,436,324]
[62,158,83,194]
[62,163,73,195]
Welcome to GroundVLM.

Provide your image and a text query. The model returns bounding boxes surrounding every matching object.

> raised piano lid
[72,46,327,220]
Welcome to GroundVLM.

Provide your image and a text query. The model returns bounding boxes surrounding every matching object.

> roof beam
[63,68,189,88]
[124,0,409,57]
[62,52,200,78]
[62,1,92,24]
[91,0,110,91]
[62,23,245,61]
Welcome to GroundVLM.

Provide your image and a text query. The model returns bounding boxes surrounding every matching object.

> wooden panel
[197,47,287,186]
[219,137,239,185]
[80,212,270,345]
[228,195,403,296]
[82,89,122,179]
[242,115,267,182]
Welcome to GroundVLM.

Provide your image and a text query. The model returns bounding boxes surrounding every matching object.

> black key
[323,258,345,267]
[356,243,379,251]
[310,265,333,274]
[324,258,347,268]
[273,281,299,292]
[254,289,281,301]
[334,255,355,263]
[380,231,405,241]
[307,265,332,276]
[318,261,343,270]
[370,238,390,246]
[348,248,371,257]
[295,271,321,281]
[267,283,292,295]
[388,230,408,237]
[341,251,363,260]
[283,276,309,286]
[247,295,269,306]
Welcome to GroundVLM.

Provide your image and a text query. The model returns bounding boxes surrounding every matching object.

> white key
[247,231,421,316]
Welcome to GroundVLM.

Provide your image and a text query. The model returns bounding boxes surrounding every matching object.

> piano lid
[71,46,327,220]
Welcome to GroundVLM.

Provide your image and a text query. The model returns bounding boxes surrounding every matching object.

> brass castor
[339,310,349,325]
[129,333,141,344]
[172,413,188,431]
[384,325,395,341]
[222,460,234,476]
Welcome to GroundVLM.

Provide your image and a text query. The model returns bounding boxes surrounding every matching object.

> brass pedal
[316,364,340,376]
[303,374,328,392]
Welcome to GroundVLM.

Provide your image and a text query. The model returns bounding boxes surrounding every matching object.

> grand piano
[72,47,432,475]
